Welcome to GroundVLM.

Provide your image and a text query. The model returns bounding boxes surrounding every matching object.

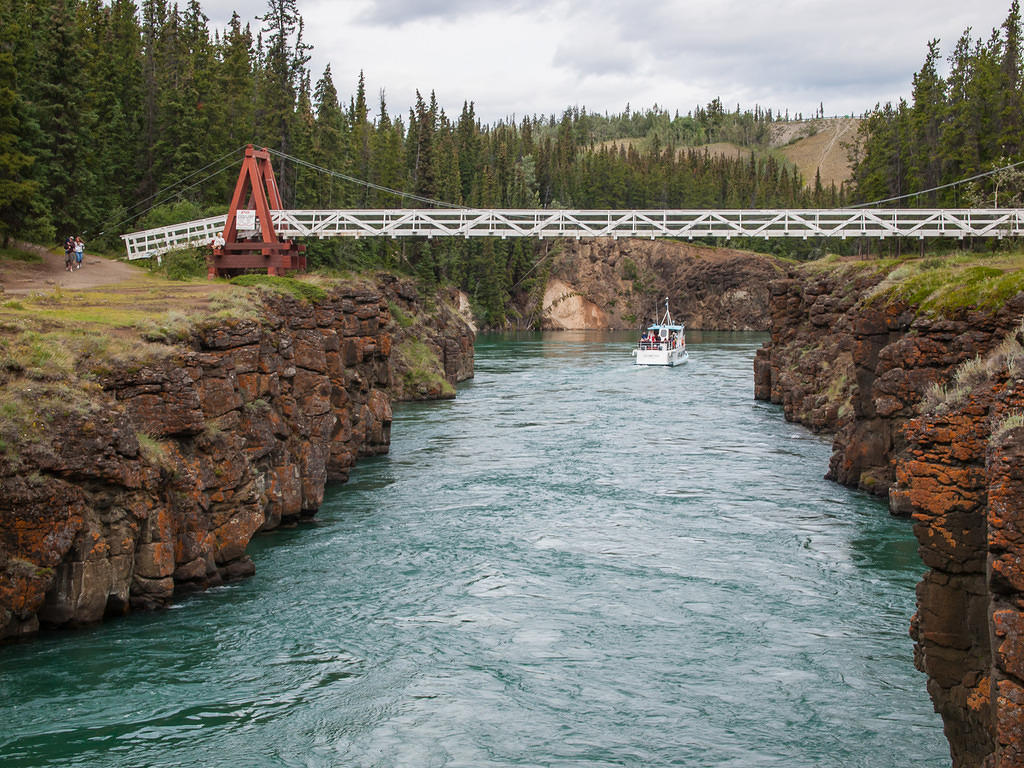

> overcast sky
[202,0,1015,124]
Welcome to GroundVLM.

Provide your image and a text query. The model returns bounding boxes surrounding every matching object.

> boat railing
[637,339,685,350]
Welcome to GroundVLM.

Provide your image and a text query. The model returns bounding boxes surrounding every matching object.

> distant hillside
[597,118,858,191]
[772,118,859,190]
[596,138,750,160]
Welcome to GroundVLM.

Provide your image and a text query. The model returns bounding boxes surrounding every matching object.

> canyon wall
[526,239,786,330]
[0,276,474,640]
[755,261,1024,767]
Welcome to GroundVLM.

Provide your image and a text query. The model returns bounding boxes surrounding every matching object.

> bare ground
[0,243,232,326]
[0,243,146,296]
[775,118,859,189]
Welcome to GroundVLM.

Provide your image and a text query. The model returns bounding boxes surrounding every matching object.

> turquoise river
[0,331,949,766]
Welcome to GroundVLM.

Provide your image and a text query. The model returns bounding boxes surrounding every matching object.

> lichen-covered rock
[757,258,1024,767]
[0,277,474,640]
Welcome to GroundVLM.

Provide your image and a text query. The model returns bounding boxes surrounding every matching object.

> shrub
[992,410,1024,442]
[151,248,207,281]
[388,301,414,329]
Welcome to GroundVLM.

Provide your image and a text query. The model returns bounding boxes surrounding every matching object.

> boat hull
[633,347,689,366]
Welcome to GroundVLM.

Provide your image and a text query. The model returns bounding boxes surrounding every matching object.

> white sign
[235,209,256,229]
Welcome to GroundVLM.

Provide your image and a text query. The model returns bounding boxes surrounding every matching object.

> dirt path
[0,243,146,296]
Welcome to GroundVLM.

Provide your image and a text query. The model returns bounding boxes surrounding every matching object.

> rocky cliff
[755,258,1024,767]
[0,275,474,640]
[522,238,787,330]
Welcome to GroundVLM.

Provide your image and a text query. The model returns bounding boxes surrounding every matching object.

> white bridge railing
[121,208,1024,260]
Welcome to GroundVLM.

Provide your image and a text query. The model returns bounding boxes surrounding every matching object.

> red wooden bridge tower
[209,144,306,278]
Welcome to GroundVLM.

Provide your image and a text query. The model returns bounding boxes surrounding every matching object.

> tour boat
[632,299,689,366]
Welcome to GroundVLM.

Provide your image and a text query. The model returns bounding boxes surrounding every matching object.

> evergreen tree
[210,13,256,203]
[36,0,99,235]
[0,6,45,244]
[255,0,310,202]
[1000,0,1024,155]
[408,90,436,201]
[908,39,946,202]
[350,71,372,206]
[311,65,348,206]
[370,91,405,207]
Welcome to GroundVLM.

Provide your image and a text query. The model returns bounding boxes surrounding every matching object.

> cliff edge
[0,274,474,640]
[755,254,1024,768]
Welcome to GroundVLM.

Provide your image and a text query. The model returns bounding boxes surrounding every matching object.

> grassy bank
[0,272,337,464]
[804,248,1024,316]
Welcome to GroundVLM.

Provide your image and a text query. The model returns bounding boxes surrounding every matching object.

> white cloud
[209,0,1016,123]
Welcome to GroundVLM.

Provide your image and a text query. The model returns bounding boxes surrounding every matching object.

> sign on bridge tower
[210,144,305,278]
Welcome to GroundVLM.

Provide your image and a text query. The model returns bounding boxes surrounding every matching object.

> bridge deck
[121,208,1024,260]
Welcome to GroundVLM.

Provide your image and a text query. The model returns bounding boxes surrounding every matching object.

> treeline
[0,0,851,324]
[538,99,817,150]
[852,0,1024,207]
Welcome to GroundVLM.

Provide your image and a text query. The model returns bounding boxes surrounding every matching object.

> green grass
[0,330,76,380]
[397,337,454,396]
[229,274,327,303]
[0,246,43,264]
[24,304,155,327]
[388,301,414,329]
[868,251,1024,314]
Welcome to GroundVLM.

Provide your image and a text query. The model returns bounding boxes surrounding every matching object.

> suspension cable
[265,147,470,210]
[849,157,1024,208]
[268,146,554,291]
[130,144,249,215]
[95,144,249,236]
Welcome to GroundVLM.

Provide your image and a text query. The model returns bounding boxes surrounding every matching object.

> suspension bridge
[120,145,1024,275]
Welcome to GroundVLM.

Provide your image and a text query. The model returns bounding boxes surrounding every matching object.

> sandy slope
[775,118,860,188]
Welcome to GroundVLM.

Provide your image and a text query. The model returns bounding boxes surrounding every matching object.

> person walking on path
[74,236,84,269]
[64,236,74,272]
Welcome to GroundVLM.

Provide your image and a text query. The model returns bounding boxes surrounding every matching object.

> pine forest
[3,0,1024,324]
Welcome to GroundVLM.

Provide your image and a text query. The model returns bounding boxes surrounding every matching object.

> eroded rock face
[523,239,787,330]
[757,263,1024,767]
[383,276,475,400]
[0,279,474,639]
[899,374,1024,768]
[757,266,1024,496]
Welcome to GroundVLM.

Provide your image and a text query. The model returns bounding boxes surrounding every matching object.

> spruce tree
[0,11,45,245]
[256,0,310,202]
